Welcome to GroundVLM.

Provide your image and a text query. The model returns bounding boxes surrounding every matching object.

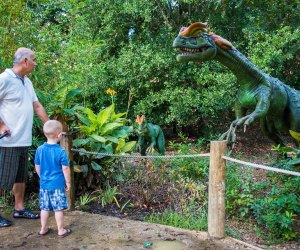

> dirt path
[0,211,258,250]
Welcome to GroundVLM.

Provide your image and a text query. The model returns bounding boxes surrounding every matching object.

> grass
[146,207,207,231]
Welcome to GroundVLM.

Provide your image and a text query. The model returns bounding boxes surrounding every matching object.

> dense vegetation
[1,0,299,133]
[0,0,299,245]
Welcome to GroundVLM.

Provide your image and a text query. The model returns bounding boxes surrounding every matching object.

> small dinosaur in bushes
[135,115,165,155]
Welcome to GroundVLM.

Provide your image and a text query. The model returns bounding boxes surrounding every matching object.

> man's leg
[13,147,39,219]
[0,188,12,227]
[13,183,25,211]
[0,147,14,227]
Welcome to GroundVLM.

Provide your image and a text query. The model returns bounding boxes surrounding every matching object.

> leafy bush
[225,164,255,218]
[251,176,300,242]
[73,103,136,191]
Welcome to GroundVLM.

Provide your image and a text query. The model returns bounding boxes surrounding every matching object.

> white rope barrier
[223,156,300,177]
[71,148,300,176]
[71,148,210,159]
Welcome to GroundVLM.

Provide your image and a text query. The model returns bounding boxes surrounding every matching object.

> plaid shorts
[39,188,68,211]
[0,147,29,189]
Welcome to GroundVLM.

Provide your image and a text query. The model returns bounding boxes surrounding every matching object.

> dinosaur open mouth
[176,46,210,55]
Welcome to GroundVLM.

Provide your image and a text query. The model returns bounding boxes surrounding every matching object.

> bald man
[0,48,49,227]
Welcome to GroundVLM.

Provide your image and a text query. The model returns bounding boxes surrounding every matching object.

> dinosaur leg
[156,131,165,155]
[260,118,285,146]
[288,107,300,147]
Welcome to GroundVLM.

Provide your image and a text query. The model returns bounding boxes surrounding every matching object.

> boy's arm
[35,164,40,177]
[62,165,71,191]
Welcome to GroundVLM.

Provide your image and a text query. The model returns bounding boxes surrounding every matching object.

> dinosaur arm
[147,127,159,150]
[236,86,271,127]
[234,99,247,119]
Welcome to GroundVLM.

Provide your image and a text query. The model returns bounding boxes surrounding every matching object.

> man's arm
[33,101,49,123]
[35,164,40,177]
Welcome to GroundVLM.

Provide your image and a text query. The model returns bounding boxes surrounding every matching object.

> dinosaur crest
[179,22,209,36]
[135,115,145,125]
[179,22,233,50]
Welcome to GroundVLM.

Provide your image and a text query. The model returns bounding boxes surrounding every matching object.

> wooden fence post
[208,140,227,238]
[60,133,75,211]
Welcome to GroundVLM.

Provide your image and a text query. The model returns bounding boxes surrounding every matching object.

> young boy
[34,120,71,237]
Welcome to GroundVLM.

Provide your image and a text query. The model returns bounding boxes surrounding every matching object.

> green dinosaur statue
[173,22,300,146]
[135,115,165,155]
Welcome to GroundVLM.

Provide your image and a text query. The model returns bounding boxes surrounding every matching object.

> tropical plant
[51,88,83,132]
[73,102,136,190]
[77,192,97,211]
[100,183,120,208]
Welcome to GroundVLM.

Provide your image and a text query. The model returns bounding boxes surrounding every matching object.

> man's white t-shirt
[0,69,38,147]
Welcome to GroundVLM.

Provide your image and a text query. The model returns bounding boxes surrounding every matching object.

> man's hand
[0,120,11,137]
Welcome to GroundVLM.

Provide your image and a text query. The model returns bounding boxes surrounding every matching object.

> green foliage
[74,103,136,155]
[51,88,83,130]
[1,1,299,137]
[79,193,97,206]
[100,183,120,208]
[225,164,255,218]
[146,200,207,231]
[251,177,300,242]
[73,103,136,191]
[0,190,14,212]
[225,158,300,242]
[1,2,300,244]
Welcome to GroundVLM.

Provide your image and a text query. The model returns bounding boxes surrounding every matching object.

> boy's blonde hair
[43,120,63,139]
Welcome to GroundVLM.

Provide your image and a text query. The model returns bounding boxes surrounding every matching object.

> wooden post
[208,140,227,238]
[60,133,75,210]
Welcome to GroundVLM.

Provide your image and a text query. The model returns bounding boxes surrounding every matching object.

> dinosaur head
[135,115,147,135]
[173,22,233,63]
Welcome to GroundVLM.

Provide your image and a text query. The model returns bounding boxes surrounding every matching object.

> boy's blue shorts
[39,188,68,211]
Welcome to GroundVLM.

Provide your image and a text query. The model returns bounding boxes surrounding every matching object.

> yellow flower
[106,88,117,95]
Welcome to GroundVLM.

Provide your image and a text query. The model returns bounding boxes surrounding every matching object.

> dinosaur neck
[215,48,265,82]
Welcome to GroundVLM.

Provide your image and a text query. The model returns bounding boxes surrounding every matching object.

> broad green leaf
[288,158,300,165]
[66,89,83,100]
[80,164,88,173]
[73,138,92,147]
[75,106,87,112]
[90,134,107,143]
[97,104,114,126]
[73,165,83,173]
[112,126,133,138]
[106,135,119,144]
[115,139,126,152]
[79,124,96,134]
[119,141,136,153]
[63,108,75,115]
[289,130,300,142]
[104,144,114,154]
[277,147,295,153]
[91,161,102,171]
[114,117,127,125]
[86,108,97,123]
[101,122,123,135]
[111,112,127,121]
[76,113,91,126]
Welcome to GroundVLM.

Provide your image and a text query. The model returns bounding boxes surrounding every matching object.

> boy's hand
[65,183,71,192]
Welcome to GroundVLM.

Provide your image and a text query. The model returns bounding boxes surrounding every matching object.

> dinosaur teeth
[176,47,208,54]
